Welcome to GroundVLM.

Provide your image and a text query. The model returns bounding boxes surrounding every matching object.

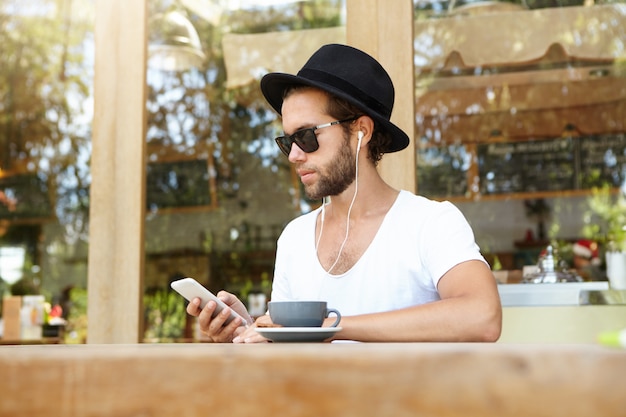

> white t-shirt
[270,190,487,316]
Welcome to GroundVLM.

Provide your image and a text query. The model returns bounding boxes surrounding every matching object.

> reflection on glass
[417,141,470,197]
[0,0,94,342]
[0,246,26,286]
[413,0,626,272]
[148,9,206,71]
[414,1,626,199]
[143,0,346,341]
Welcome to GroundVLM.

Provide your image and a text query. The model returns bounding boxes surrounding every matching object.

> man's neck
[326,172,398,220]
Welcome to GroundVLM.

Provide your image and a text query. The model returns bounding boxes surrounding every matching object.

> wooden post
[88,0,147,343]
[347,0,416,193]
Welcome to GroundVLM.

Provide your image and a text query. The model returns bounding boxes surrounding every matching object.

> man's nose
[288,143,306,163]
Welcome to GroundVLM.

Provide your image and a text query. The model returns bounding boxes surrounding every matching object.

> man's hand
[186,290,251,343]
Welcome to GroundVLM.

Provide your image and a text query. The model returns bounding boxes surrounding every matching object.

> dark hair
[283,85,392,164]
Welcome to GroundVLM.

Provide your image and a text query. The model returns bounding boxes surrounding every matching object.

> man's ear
[355,115,375,144]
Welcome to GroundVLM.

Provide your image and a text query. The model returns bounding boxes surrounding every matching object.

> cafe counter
[498,281,626,343]
[1,343,625,417]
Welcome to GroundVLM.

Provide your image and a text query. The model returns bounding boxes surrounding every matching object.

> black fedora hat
[260,43,409,153]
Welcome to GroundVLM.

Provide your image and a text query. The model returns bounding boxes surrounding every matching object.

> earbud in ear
[358,131,364,140]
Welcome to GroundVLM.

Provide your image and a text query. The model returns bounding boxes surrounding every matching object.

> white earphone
[357,131,363,145]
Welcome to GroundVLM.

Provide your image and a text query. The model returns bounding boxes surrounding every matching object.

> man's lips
[297,168,316,184]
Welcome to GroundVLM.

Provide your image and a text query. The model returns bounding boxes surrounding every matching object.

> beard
[303,136,356,200]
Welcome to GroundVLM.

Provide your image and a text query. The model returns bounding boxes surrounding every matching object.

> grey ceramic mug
[268,301,341,327]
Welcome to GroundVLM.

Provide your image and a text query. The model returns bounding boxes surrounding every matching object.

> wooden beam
[88,0,147,343]
[2,344,626,416]
[347,0,416,193]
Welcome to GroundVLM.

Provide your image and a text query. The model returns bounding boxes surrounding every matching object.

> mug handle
[325,308,341,327]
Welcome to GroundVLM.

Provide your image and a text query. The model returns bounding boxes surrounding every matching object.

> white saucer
[256,327,342,343]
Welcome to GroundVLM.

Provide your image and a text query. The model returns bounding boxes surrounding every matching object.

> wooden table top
[1,343,625,417]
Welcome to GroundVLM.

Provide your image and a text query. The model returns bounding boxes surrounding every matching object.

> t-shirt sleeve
[420,201,486,286]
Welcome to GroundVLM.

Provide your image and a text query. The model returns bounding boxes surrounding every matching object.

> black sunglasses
[275,116,361,156]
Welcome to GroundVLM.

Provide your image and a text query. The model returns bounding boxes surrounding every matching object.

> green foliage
[143,288,187,341]
[584,185,626,251]
[64,287,88,344]
[63,286,189,343]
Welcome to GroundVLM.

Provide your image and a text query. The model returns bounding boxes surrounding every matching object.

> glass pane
[143,0,346,342]
[414,0,626,272]
[0,0,94,342]
[417,140,470,197]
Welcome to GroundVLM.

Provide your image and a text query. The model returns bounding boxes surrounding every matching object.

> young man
[187,44,502,343]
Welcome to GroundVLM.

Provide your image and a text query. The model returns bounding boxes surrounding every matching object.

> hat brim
[261,72,410,153]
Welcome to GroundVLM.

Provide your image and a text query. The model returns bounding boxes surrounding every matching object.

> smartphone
[170,277,248,327]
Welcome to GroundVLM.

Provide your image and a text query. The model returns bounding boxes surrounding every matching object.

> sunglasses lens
[275,129,319,156]
[275,136,292,156]
[294,129,319,153]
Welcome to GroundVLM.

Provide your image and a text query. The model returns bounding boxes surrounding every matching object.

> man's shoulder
[280,207,319,235]
[392,191,468,230]
[396,190,453,211]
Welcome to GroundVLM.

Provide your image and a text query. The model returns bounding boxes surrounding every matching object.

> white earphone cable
[317,132,361,274]
[315,197,326,251]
